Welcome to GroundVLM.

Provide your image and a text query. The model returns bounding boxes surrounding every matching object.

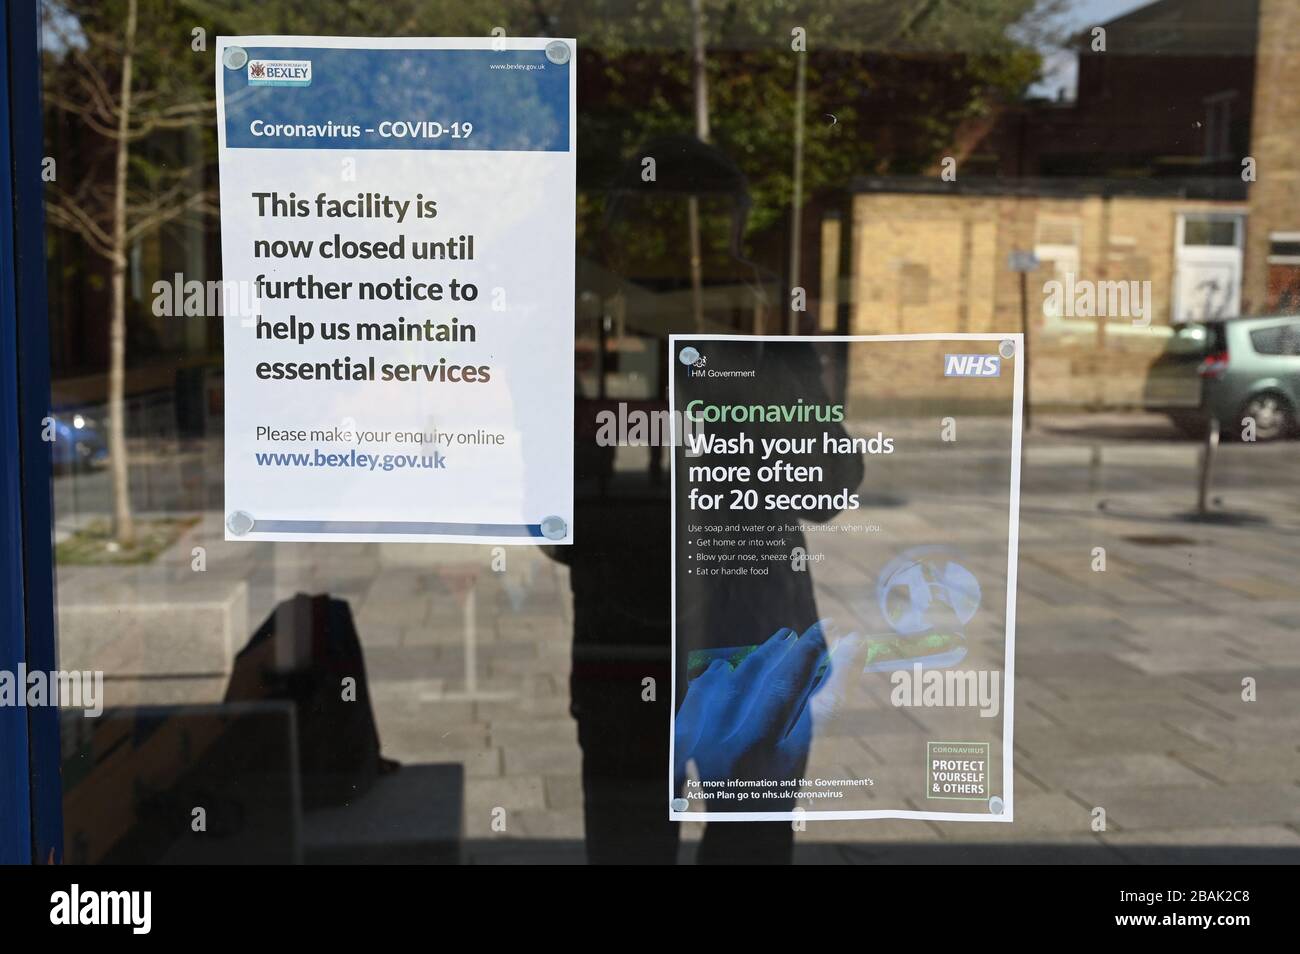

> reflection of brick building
[841,179,1246,406]
[977,0,1258,180]
[1243,0,1300,314]
[813,0,1278,408]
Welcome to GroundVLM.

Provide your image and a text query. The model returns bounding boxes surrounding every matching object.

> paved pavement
[53,413,1300,862]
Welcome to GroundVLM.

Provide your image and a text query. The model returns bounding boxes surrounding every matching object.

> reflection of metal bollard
[1197,415,1220,515]
[1088,444,1102,493]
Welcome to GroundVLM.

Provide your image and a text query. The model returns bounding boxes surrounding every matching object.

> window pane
[33,0,1299,866]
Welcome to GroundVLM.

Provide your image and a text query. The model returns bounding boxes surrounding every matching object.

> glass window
[30,0,1300,866]
[1183,217,1239,247]
[1250,325,1284,354]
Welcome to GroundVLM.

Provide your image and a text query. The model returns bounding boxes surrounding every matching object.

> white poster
[669,334,1022,822]
[215,36,575,545]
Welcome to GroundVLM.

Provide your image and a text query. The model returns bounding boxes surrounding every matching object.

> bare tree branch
[69,43,120,115]
[123,188,212,244]
[45,197,119,263]
[129,110,211,135]
[122,177,194,221]
[71,66,119,124]
[45,92,123,137]
[154,99,216,118]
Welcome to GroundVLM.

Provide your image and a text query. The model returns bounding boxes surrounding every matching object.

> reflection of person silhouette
[557,140,862,862]
[225,593,399,810]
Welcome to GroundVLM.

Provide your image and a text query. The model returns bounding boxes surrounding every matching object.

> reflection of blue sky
[1020,0,1155,100]
[41,4,88,54]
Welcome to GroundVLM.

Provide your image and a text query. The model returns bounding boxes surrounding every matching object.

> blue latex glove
[674,620,831,794]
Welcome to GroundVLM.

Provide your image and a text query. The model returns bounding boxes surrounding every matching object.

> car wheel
[1238,392,1294,441]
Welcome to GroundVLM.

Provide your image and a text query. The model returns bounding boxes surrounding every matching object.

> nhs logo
[247,60,312,87]
[944,354,1001,377]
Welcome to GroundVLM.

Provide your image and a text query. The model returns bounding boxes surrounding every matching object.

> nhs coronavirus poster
[669,334,1022,822]
[216,37,575,545]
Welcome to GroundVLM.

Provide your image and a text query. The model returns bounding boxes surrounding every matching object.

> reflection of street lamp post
[1197,415,1219,516]
[688,0,710,332]
[69,432,82,528]
[1009,249,1037,429]
[1019,268,1032,430]
[788,51,807,336]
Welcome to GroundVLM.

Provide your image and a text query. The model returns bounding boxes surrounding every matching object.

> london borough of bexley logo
[247,59,312,87]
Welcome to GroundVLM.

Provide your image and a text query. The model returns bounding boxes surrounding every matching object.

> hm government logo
[247,59,312,87]
[943,353,1000,378]
[680,345,707,377]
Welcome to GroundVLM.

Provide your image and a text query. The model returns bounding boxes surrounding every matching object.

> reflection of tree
[577,0,1046,280]
[44,0,217,546]
[41,0,495,547]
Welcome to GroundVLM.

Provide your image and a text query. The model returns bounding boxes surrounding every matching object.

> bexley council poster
[216,36,576,545]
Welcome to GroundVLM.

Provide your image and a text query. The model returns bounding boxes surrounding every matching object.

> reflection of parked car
[1144,316,1300,440]
[50,411,108,471]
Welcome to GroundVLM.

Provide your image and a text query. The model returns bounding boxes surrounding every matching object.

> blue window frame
[1,0,62,865]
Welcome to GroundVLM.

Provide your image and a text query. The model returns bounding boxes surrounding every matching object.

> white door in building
[1173,213,1244,322]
